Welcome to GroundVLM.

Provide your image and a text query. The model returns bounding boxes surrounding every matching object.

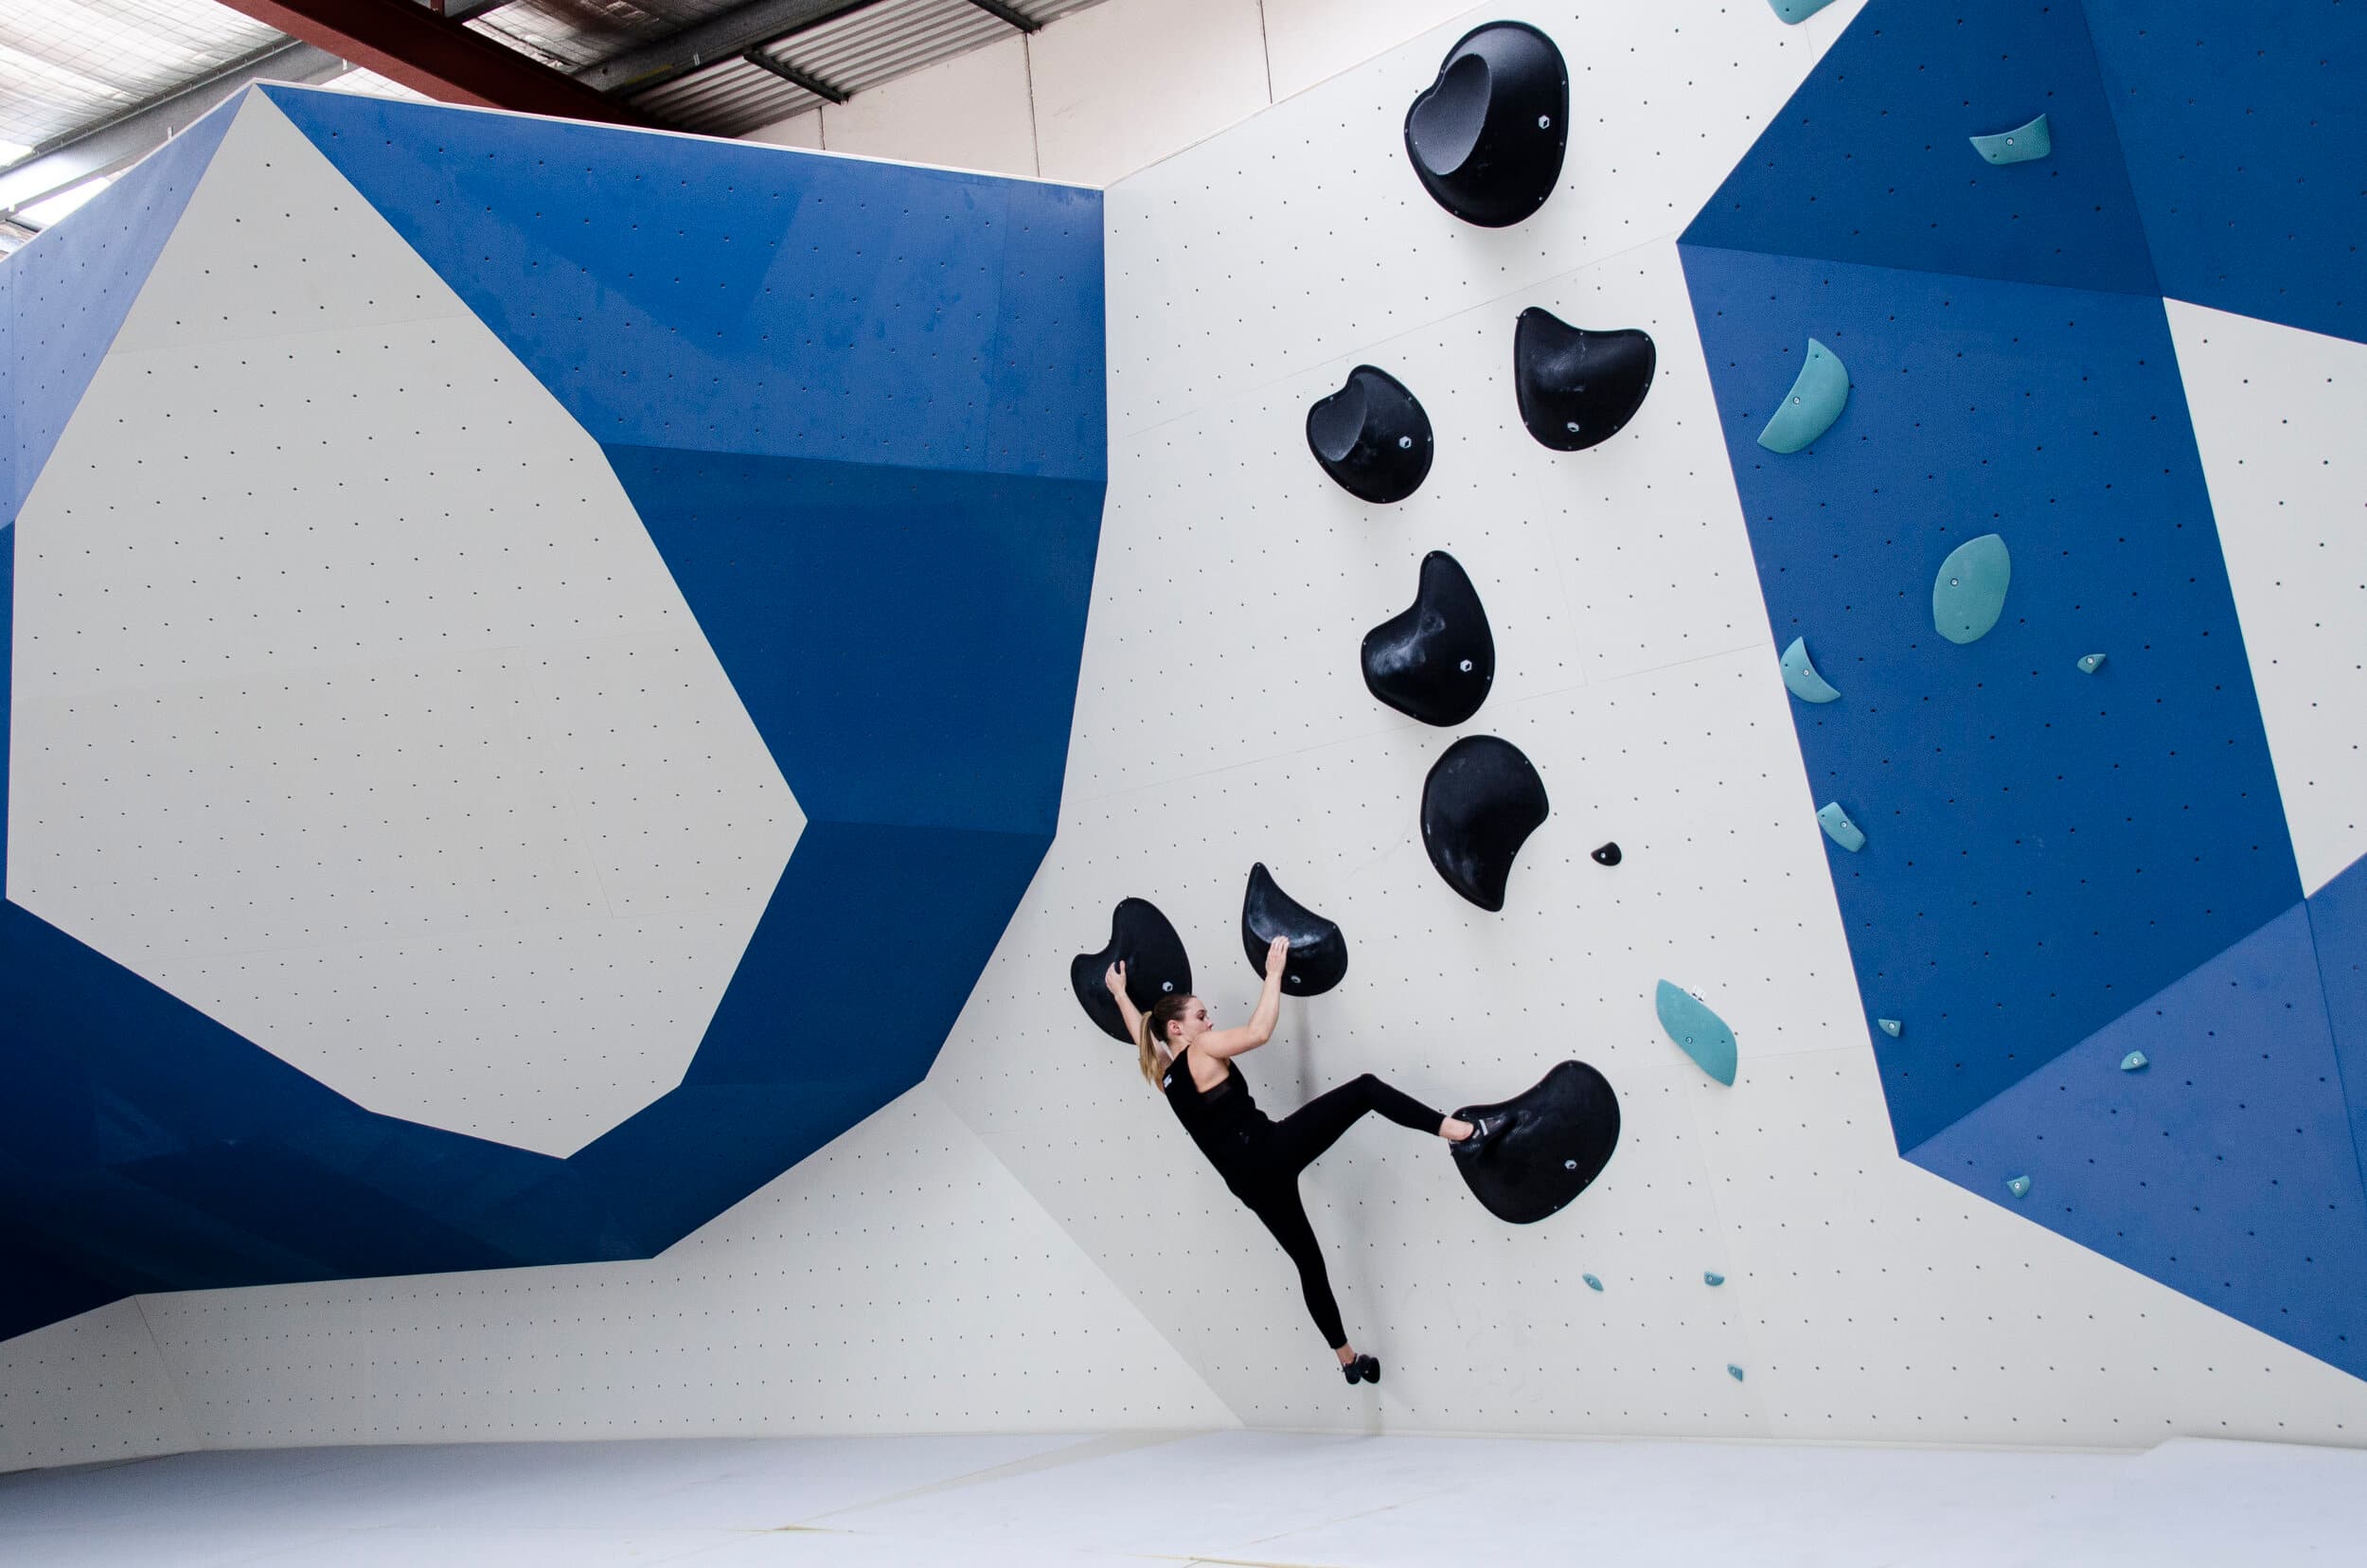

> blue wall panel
[4,97,238,526]
[2304,854,2367,1204]
[259,86,1105,485]
[1680,243,2299,1151]
[2082,0,2367,345]
[1912,905,2367,1379]
[574,819,1049,1251]
[608,449,1101,834]
[1,86,1103,1339]
[1682,0,2367,1378]
[1682,0,2157,296]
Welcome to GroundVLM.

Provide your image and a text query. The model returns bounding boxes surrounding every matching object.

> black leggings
[1234,1073,1443,1350]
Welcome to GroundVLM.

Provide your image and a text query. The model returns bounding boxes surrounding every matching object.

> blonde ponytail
[1138,993,1193,1089]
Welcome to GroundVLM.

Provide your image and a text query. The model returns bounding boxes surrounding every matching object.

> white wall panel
[1067,240,1766,804]
[822,33,1038,176]
[1260,0,1482,100]
[0,1299,192,1472]
[6,93,801,1156]
[2170,301,2367,897]
[1103,1,1857,437]
[33,0,2367,1460]
[1029,0,1271,187]
[745,109,824,149]
[138,1085,1232,1447]
[925,0,2367,1442]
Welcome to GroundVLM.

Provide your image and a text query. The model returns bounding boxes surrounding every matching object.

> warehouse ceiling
[1,0,1102,249]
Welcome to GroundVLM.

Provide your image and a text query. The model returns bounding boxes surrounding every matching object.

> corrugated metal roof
[0,0,283,154]
[637,0,1105,138]
[632,55,824,134]
[465,2,684,74]
[5,0,1114,200]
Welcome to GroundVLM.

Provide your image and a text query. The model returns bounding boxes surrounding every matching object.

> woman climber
[1104,937,1499,1385]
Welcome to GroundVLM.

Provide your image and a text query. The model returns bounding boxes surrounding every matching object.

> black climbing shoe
[1343,1354,1381,1385]
[1453,1112,1508,1157]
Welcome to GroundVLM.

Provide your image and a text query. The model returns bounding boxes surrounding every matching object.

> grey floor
[4,1428,2365,1565]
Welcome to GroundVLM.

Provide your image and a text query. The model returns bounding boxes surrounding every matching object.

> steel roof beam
[573,0,882,95]
[740,50,849,104]
[963,0,1041,31]
[213,0,665,126]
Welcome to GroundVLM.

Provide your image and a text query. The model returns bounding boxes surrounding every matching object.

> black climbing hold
[1070,897,1193,1042]
[1403,21,1569,228]
[1239,862,1349,996]
[1361,550,1494,726]
[1420,734,1549,910]
[1592,842,1621,866]
[1514,309,1656,452]
[1306,364,1434,504]
[1450,1060,1620,1224]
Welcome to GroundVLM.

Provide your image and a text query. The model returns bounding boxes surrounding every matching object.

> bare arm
[1192,936,1289,1060]
[1104,962,1148,1044]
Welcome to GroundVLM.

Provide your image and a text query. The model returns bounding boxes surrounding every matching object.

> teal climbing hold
[1728,1364,1746,1382]
[1767,0,1837,22]
[1969,113,2052,166]
[2121,1050,2149,1073]
[1704,1272,1725,1288]
[1779,636,1842,704]
[1931,534,2012,645]
[1817,801,1865,853]
[1655,980,1739,1086]
[2006,1174,2032,1200]
[1877,1018,1901,1039]
[2078,652,2108,674]
[1583,1274,1604,1292]
[1756,338,1848,454]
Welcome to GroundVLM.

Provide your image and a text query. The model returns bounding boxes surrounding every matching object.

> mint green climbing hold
[2121,1050,2149,1072]
[1877,1018,1902,1039]
[1583,1274,1604,1292]
[2006,1174,2032,1200]
[1656,980,1739,1086]
[1817,801,1866,853]
[1969,113,2052,166]
[2078,652,2108,674]
[1932,534,2012,645]
[1704,1272,1725,1287]
[1779,636,1842,704]
[1728,1364,1746,1381]
[1757,338,1849,454]
[1767,0,1837,22]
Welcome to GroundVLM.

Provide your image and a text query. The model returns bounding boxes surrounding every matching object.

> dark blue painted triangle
[2082,0,2366,344]
[2304,853,2367,1204]
[1912,904,2367,1379]
[258,84,1104,485]
[1,515,13,894]
[1681,241,2299,1152]
[5,91,241,527]
[1682,0,2160,296]
[603,447,1098,835]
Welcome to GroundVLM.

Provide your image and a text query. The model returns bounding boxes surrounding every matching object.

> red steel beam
[214,0,667,128]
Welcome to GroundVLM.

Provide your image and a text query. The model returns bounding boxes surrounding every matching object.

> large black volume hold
[1450,1060,1621,1224]
[1514,308,1656,452]
[1070,897,1194,1042]
[1307,365,1433,504]
[1404,21,1569,227]
[1362,550,1494,727]
[1239,863,1349,996]
[1420,734,1549,910]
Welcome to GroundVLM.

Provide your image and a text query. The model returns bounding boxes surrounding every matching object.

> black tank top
[1163,1045,1269,1180]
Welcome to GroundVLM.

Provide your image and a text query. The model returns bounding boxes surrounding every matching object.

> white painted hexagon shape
[5,91,804,1157]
